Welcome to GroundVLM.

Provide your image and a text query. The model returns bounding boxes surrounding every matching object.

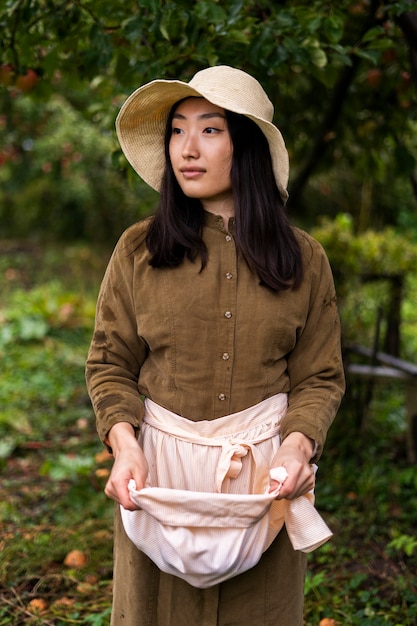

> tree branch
[396,11,417,78]
[288,0,381,208]
[287,56,361,207]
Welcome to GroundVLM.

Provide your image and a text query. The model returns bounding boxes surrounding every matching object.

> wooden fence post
[405,382,417,464]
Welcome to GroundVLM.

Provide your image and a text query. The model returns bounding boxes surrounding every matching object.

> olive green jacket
[86,212,345,461]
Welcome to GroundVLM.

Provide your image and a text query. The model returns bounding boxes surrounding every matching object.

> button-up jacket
[86,212,345,460]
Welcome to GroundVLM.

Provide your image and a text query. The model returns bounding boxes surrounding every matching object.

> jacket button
[222,353,230,360]
[224,311,232,319]
[218,393,226,401]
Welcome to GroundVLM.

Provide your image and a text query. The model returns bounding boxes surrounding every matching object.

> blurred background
[1,1,417,624]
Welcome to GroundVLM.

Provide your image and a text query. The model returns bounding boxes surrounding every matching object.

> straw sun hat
[116,65,289,202]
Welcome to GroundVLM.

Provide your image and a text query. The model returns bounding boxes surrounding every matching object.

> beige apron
[121,394,331,588]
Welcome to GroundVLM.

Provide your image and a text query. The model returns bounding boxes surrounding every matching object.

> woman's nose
[182,133,199,158]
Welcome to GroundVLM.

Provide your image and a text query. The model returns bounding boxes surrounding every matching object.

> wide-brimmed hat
[116,65,289,202]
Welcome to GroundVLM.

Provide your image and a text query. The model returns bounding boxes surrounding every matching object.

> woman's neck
[202,199,235,230]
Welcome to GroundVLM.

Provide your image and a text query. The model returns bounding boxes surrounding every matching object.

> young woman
[86,65,345,626]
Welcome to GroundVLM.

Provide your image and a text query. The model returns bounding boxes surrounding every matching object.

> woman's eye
[172,127,183,135]
[204,127,219,134]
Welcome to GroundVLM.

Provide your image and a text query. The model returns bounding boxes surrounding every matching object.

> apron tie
[216,440,272,493]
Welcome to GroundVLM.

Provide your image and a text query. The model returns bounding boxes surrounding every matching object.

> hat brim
[116,79,289,202]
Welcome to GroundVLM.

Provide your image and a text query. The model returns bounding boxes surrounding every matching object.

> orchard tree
[1,0,417,235]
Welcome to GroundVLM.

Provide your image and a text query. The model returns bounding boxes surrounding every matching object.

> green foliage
[41,452,96,482]
[312,213,417,355]
[0,1,357,89]
[0,281,92,346]
[0,278,93,438]
[0,245,104,445]
[402,273,417,356]
[0,94,157,241]
[312,212,417,277]
[0,245,114,623]
[0,331,89,440]
[311,213,362,284]
[312,213,417,273]
[304,377,417,625]
[388,532,417,557]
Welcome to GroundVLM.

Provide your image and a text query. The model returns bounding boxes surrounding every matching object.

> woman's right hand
[104,422,149,510]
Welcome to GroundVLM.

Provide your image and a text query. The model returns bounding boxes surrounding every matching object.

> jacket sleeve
[280,234,345,461]
[85,227,148,445]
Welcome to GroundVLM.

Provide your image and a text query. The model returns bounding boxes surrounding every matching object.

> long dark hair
[146,100,303,291]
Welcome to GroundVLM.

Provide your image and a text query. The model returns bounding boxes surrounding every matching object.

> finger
[275,470,315,500]
[104,477,137,510]
[268,479,280,494]
[105,485,139,510]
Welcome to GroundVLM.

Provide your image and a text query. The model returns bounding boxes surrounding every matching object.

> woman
[86,65,345,626]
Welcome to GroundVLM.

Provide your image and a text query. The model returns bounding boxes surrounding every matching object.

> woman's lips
[180,167,205,179]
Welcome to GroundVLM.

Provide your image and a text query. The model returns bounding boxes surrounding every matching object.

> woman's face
[169,97,234,214]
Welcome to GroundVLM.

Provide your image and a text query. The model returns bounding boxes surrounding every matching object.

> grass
[305,412,417,625]
[0,239,416,625]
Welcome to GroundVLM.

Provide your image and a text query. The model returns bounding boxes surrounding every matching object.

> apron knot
[215,441,270,493]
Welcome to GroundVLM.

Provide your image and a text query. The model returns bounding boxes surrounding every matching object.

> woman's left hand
[269,431,315,500]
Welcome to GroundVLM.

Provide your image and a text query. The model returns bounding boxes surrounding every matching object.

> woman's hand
[104,422,149,510]
[269,431,315,500]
